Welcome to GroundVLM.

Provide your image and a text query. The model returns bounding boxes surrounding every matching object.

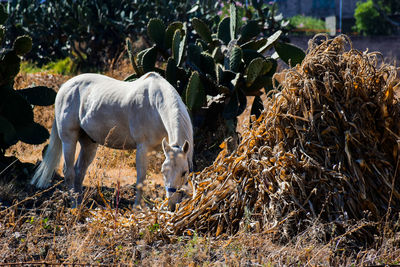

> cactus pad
[239,20,260,44]
[147,19,166,48]
[17,122,49,145]
[192,18,212,43]
[187,43,202,67]
[166,57,177,87]
[230,3,238,40]
[172,29,186,66]
[258,30,282,54]
[13,35,32,56]
[1,51,21,81]
[165,22,183,49]
[185,71,206,111]
[0,26,4,44]
[245,57,272,87]
[200,52,216,78]
[274,41,305,66]
[142,46,158,73]
[17,86,57,106]
[126,38,141,75]
[250,95,263,118]
[229,46,243,72]
[0,115,16,146]
[217,17,231,44]
[0,4,7,25]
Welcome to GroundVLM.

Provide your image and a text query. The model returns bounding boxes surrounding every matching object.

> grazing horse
[31,72,193,208]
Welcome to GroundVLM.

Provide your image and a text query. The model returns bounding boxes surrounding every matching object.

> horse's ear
[162,138,172,154]
[182,140,190,154]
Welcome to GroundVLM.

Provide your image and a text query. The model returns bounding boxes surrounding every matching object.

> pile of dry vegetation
[166,34,400,240]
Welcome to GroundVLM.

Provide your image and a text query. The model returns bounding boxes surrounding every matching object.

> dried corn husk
[167,35,400,237]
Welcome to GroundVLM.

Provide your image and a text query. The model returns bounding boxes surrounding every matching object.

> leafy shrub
[354,0,394,35]
[21,57,76,75]
[289,15,326,35]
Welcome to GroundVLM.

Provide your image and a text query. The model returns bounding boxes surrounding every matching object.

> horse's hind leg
[61,135,78,191]
[74,133,98,196]
[135,144,148,206]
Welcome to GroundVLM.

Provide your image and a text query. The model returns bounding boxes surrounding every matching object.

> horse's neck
[159,100,193,163]
[147,76,193,163]
[163,107,190,145]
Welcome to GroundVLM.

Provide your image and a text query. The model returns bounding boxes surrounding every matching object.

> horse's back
[55,73,179,150]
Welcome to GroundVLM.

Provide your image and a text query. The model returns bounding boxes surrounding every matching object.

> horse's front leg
[135,144,148,206]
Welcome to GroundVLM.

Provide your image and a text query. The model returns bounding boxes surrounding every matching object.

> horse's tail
[31,121,62,188]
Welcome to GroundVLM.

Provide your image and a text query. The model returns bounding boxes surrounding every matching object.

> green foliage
[354,0,394,35]
[148,223,160,233]
[42,57,77,75]
[0,8,56,156]
[379,0,400,15]
[289,15,326,34]
[20,57,77,75]
[6,0,220,70]
[6,0,291,72]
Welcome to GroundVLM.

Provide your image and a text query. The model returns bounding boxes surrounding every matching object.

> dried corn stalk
[167,35,400,237]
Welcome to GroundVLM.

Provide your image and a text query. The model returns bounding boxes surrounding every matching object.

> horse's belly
[81,122,137,150]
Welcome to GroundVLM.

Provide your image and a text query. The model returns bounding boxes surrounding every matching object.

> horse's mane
[175,108,194,167]
[165,101,194,167]
[149,72,194,167]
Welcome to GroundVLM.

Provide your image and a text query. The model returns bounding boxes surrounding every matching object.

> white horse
[31,72,193,208]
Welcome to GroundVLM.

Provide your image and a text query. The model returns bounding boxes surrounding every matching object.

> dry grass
[2,35,400,265]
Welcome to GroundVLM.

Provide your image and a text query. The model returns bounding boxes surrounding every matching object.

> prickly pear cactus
[125,2,305,168]
[0,7,56,157]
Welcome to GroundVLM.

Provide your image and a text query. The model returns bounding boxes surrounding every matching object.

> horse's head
[161,138,190,210]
